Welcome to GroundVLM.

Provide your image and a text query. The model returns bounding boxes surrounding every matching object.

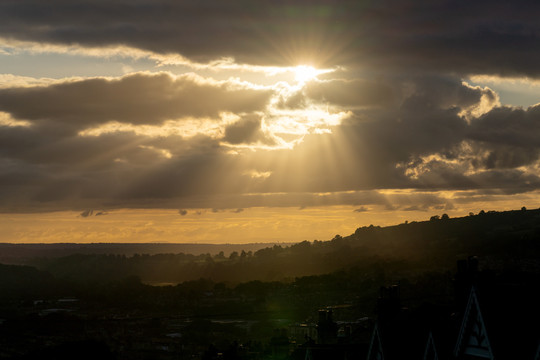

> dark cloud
[0,121,240,211]
[403,206,425,212]
[179,209,188,216]
[0,73,273,128]
[400,76,498,112]
[256,75,536,196]
[0,72,538,213]
[259,77,481,192]
[304,79,395,108]
[353,206,368,213]
[0,123,195,167]
[467,105,540,165]
[468,169,540,192]
[222,115,276,146]
[1,1,540,76]
[394,103,540,180]
[398,149,540,193]
[79,209,93,217]
[475,146,539,170]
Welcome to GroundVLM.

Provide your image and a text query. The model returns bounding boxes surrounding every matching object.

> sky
[1,0,540,244]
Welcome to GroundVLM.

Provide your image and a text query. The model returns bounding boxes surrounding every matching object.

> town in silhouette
[1,209,539,359]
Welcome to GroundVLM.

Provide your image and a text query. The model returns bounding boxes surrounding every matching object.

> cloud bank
[0,0,539,215]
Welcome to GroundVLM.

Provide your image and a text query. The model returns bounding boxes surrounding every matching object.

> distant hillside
[0,242,289,265]
[0,263,64,300]
[2,208,540,284]
[332,207,540,271]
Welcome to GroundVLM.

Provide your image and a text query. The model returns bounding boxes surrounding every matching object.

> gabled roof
[454,281,540,360]
[454,286,494,359]
[423,332,439,360]
[366,323,384,360]
[367,300,457,360]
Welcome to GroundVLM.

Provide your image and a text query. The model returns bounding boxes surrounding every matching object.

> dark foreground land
[1,209,539,359]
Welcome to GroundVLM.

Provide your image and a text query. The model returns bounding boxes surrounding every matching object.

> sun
[293,65,321,83]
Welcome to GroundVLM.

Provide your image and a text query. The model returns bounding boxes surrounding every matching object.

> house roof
[455,279,540,360]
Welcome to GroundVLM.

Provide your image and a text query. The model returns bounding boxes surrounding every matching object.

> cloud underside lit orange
[1,191,539,244]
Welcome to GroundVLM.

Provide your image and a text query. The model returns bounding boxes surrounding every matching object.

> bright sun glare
[293,65,320,83]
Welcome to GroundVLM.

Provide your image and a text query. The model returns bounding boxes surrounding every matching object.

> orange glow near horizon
[2,194,539,244]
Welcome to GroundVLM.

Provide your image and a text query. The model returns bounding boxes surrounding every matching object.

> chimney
[318,310,327,323]
[468,256,478,275]
[377,285,401,325]
[317,309,338,344]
